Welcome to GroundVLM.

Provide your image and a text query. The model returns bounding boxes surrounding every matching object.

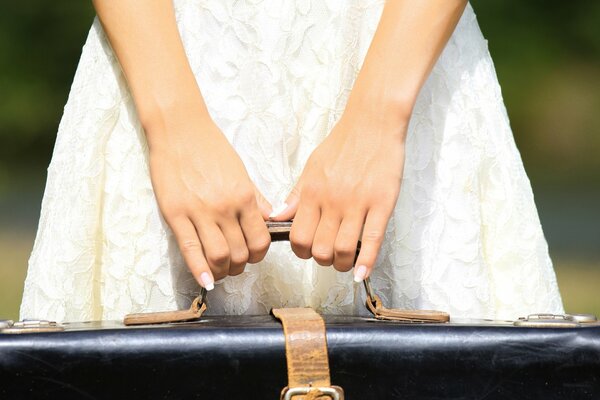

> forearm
[346,0,468,131]
[92,0,210,141]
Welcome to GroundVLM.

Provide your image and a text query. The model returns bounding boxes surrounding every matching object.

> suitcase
[2,222,599,399]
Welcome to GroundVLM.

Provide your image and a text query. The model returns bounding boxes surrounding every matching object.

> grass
[0,232,30,320]
[554,257,600,316]
[1,233,598,321]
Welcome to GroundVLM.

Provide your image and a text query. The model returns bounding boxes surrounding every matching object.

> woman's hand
[269,107,407,282]
[146,102,273,290]
[93,1,273,289]
[267,0,467,282]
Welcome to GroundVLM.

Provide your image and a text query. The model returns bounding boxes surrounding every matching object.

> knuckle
[252,235,271,253]
[210,200,231,216]
[162,207,184,224]
[302,183,318,198]
[212,270,228,281]
[334,242,356,258]
[291,242,312,259]
[180,239,201,253]
[333,260,353,272]
[289,232,311,251]
[312,246,333,265]
[291,240,312,257]
[230,247,249,265]
[325,189,345,205]
[237,187,256,206]
[314,258,333,267]
[363,229,385,243]
[290,229,315,259]
[248,237,271,262]
[207,248,230,266]
[228,265,246,276]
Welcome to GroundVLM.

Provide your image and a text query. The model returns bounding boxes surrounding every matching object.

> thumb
[254,186,274,220]
[268,181,302,221]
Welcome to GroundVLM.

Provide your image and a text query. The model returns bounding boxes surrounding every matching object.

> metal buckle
[198,287,208,307]
[363,277,375,301]
[281,386,344,400]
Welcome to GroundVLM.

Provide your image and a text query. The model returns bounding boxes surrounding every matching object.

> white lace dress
[20,0,564,323]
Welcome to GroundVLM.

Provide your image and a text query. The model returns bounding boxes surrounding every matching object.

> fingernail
[200,272,214,291]
[268,202,288,219]
[353,265,367,283]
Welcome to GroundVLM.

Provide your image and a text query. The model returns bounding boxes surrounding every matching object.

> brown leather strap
[124,295,207,326]
[363,278,450,323]
[272,308,343,400]
[365,292,450,323]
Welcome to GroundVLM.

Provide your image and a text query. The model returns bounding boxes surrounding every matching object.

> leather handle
[266,221,449,323]
[123,220,449,325]
[266,220,358,260]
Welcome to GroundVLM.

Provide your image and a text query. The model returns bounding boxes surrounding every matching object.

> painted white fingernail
[269,202,288,218]
[200,272,214,291]
[353,265,368,283]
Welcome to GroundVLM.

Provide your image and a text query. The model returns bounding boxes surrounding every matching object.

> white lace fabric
[19,0,564,323]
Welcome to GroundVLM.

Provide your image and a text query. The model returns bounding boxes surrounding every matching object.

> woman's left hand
[269,108,407,282]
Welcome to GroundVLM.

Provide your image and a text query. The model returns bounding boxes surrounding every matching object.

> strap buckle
[281,385,344,400]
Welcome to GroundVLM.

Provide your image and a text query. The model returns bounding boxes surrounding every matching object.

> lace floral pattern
[20,0,564,322]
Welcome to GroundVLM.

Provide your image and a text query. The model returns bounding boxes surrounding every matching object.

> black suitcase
[1,313,599,399]
[2,222,599,399]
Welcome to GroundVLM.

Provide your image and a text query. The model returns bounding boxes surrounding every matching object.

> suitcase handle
[266,221,449,323]
[123,220,450,325]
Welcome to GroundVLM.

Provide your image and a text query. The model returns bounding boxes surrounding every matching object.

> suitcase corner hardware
[0,319,14,329]
[565,313,598,324]
[514,314,580,328]
[0,319,64,334]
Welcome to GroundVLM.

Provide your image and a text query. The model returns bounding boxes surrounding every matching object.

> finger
[353,208,389,282]
[268,181,302,221]
[254,186,274,220]
[312,210,341,267]
[239,206,271,264]
[289,199,320,259]
[218,218,249,276]
[171,217,214,290]
[193,218,231,280]
[333,212,366,272]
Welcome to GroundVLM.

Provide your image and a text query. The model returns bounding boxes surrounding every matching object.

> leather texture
[272,307,341,399]
[365,292,450,323]
[1,316,599,399]
[123,295,207,325]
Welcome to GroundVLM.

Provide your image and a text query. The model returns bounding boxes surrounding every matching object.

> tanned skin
[92,0,468,289]
[271,0,468,282]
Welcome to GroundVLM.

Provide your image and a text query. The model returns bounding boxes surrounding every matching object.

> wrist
[342,87,412,143]
[140,93,214,150]
[347,76,415,118]
[139,88,210,128]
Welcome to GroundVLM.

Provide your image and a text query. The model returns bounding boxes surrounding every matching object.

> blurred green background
[0,1,598,320]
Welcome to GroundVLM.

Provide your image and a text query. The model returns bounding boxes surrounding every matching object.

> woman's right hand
[144,101,273,290]
[92,0,273,290]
